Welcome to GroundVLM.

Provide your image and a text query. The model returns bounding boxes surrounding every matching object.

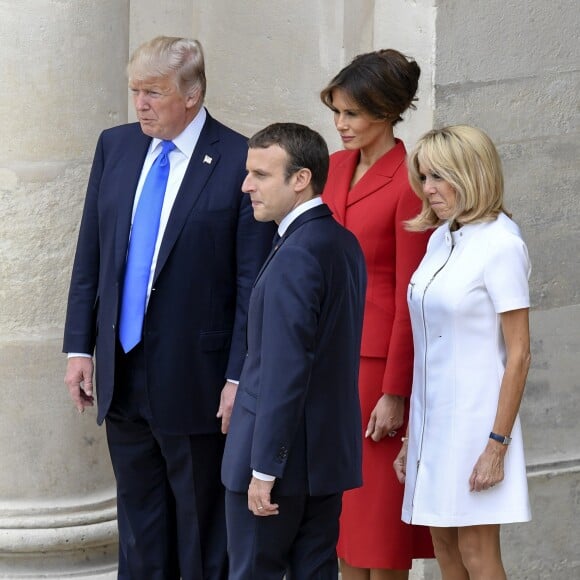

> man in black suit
[63,36,274,579]
[221,123,367,579]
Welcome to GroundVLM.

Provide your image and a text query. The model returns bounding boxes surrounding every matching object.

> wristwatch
[489,431,512,445]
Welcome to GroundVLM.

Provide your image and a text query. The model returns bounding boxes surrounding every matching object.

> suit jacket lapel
[153,113,222,284]
[114,131,152,278]
[253,204,332,287]
[346,140,407,207]
[283,203,331,238]
[252,235,284,287]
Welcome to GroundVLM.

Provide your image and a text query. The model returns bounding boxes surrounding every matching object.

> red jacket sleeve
[382,185,430,396]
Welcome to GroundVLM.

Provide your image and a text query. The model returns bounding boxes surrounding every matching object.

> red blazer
[323,140,430,397]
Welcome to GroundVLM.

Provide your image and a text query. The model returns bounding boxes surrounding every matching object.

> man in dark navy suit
[221,123,366,579]
[63,37,274,579]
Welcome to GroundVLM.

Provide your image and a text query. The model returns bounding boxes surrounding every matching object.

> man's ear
[293,167,312,193]
[185,87,201,110]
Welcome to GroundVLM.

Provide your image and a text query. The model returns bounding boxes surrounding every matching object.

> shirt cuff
[252,470,276,482]
[67,353,92,358]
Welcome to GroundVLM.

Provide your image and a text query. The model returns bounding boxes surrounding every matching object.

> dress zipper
[411,239,455,518]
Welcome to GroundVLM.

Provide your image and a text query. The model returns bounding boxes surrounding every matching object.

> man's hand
[365,393,405,442]
[248,477,279,516]
[216,380,238,434]
[64,357,95,413]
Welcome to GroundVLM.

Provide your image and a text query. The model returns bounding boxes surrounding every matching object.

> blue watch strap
[489,431,511,445]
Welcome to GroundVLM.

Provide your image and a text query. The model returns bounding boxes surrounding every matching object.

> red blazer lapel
[324,151,358,225]
[346,140,407,207]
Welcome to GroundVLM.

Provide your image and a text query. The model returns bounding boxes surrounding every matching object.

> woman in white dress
[394,125,532,579]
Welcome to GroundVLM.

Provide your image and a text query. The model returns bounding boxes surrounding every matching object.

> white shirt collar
[149,106,207,158]
[278,196,324,236]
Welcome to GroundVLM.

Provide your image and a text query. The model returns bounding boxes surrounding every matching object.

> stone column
[0,1,129,577]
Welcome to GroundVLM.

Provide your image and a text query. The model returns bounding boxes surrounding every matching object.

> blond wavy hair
[406,125,509,231]
[127,36,206,100]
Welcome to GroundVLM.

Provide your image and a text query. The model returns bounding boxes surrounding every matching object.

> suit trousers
[105,342,227,580]
[225,489,342,580]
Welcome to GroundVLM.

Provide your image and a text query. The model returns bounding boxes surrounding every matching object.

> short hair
[406,125,509,231]
[248,123,330,196]
[320,49,420,125]
[127,36,206,100]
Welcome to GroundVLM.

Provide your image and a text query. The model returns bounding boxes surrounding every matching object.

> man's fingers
[217,401,231,433]
[248,490,279,516]
[252,500,279,516]
[220,415,230,435]
[83,377,94,396]
[217,381,237,434]
[65,358,95,413]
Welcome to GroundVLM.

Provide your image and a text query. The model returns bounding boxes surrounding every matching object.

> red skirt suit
[322,141,434,568]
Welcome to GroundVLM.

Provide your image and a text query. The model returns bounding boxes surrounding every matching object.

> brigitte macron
[395,125,532,579]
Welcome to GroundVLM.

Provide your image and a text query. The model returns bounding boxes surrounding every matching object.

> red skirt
[337,357,434,569]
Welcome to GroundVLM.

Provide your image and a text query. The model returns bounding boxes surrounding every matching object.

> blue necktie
[119,140,176,352]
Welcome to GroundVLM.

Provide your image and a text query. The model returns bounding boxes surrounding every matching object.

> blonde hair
[127,36,206,100]
[406,125,509,231]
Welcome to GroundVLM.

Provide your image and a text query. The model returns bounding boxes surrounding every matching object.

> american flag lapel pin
[203,155,213,165]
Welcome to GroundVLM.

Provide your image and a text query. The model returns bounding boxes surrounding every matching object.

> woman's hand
[469,441,506,492]
[393,439,408,484]
[468,308,530,493]
[365,393,405,442]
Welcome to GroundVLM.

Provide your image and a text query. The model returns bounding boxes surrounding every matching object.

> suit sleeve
[62,134,104,354]
[225,181,276,381]
[382,185,430,396]
[250,246,323,478]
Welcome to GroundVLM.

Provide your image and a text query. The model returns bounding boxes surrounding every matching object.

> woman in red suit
[321,50,434,579]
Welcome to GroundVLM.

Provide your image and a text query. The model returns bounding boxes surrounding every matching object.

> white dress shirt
[277,196,323,237]
[136,107,207,301]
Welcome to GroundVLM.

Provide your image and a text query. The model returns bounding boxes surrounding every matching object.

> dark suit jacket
[221,204,366,496]
[63,111,274,433]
